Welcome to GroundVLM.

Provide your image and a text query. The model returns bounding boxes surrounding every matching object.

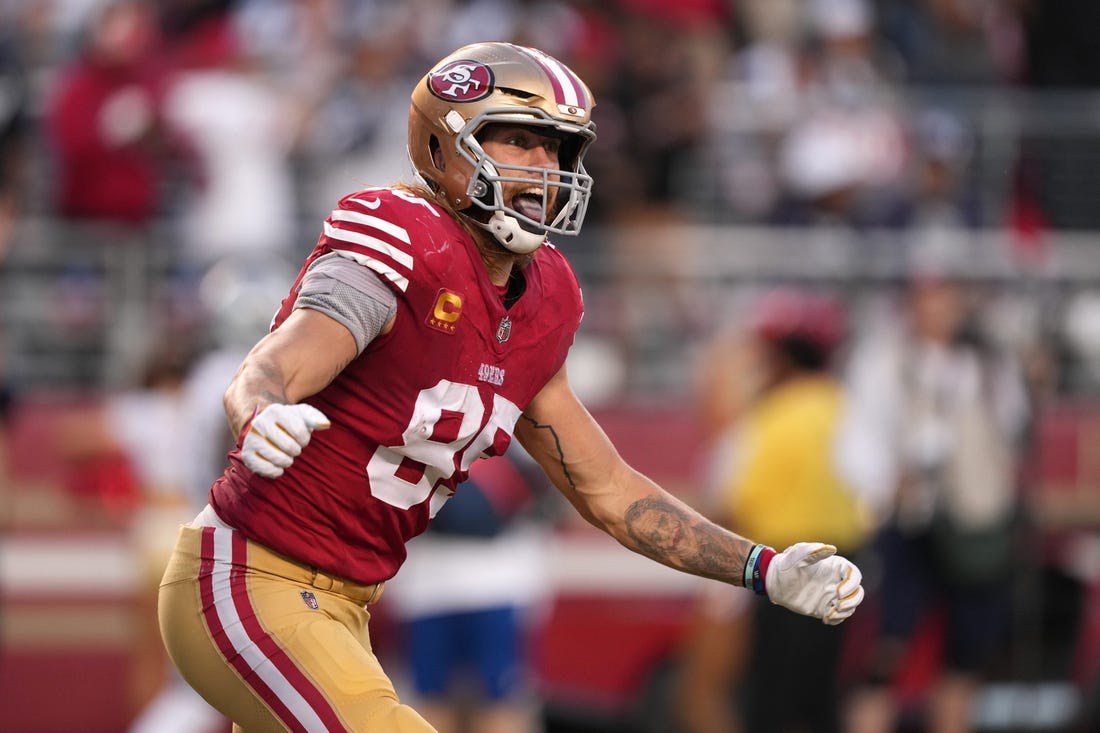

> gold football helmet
[409,42,596,254]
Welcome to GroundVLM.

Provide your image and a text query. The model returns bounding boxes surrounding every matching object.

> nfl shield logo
[496,316,512,343]
[300,590,320,610]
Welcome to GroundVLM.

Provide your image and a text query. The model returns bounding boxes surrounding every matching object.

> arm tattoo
[227,362,289,437]
[253,362,288,401]
[519,414,577,492]
[624,496,748,584]
[259,388,287,405]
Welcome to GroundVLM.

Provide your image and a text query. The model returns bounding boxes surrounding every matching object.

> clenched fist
[240,403,331,479]
[765,543,864,625]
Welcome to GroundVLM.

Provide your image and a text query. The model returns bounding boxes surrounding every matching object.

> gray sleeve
[294,251,398,354]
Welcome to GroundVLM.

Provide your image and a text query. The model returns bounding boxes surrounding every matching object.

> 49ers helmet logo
[428,59,494,102]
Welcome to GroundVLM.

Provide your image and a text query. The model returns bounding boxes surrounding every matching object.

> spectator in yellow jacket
[677,287,873,733]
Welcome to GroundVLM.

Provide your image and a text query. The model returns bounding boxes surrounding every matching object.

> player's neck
[480,246,517,286]
[472,230,532,286]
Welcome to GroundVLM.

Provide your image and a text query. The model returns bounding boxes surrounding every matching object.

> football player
[158,42,865,732]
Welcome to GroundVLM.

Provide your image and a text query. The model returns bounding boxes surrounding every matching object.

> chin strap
[476,210,546,254]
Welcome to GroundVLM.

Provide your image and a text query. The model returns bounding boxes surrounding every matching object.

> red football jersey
[209,188,584,584]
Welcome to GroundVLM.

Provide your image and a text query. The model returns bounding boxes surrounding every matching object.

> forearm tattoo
[518,414,577,492]
[228,362,289,436]
[517,415,747,584]
[624,496,749,584]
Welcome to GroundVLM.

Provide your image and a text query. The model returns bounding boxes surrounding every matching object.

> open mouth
[511,188,546,223]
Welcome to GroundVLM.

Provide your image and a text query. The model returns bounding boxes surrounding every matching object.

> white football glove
[765,542,865,625]
[240,403,330,479]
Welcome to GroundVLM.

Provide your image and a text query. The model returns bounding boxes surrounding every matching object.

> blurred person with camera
[841,271,1030,733]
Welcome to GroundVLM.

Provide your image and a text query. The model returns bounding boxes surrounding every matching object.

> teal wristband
[743,544,766,589]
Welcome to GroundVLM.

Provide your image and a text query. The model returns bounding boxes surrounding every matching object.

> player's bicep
[241,308,358,403]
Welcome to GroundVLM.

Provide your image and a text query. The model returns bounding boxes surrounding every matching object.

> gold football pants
[158,524,436,732]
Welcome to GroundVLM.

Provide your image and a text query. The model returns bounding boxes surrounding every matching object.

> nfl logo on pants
[300,590,320,610]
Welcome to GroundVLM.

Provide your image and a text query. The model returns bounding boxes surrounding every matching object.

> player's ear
[430,136,446,172]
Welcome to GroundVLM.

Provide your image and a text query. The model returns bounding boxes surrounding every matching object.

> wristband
[743,544,776,596]
[743,544,765,589]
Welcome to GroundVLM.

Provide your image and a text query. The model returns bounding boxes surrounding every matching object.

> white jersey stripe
[334,204,412,243]
[330,246,410,292]
[208,529,330,733]
[323,221,415,270]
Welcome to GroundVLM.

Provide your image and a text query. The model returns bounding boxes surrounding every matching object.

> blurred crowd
[0,0,1098,391]
[2,1,1100,732]
[669,278,1100,733]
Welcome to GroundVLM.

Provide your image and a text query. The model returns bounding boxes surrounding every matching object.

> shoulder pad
[320,187,460,294]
